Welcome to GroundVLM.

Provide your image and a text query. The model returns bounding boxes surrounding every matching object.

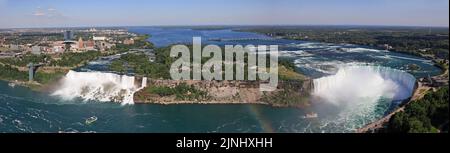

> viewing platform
[27,62,44,82]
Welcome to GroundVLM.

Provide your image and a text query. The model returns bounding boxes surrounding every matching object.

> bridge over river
[208,37,277,42]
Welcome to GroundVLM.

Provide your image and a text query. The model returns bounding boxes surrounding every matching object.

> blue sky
[0,0,448,28]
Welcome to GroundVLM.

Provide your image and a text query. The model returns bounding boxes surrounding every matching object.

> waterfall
[52,70,148,105]
[313,66,417,105]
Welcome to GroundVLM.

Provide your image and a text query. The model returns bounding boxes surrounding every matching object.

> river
[0,27,442,133]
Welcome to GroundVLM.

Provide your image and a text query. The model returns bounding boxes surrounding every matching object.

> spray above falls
[52,70,147,105]
[313,66,417,105]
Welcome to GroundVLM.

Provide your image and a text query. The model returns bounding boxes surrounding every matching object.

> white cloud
[32,7,66,19]
[33,11,46,16]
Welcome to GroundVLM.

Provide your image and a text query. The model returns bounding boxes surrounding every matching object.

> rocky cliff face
[134,79,312,107]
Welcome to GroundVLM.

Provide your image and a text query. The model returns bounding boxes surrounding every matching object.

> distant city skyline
[0,0,449,28]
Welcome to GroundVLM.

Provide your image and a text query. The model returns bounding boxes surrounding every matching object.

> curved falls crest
[313,66,417,105]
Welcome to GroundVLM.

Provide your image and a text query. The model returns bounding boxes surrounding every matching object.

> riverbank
[0,62,84,91]
[237,26,449,61]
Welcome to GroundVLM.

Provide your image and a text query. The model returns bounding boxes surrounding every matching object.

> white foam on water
[311,66,417,132]
[342,47,387,53]
[279,50,314,57]
[313,65,416,105]
[52,70,148,105]
[388,55,434,64]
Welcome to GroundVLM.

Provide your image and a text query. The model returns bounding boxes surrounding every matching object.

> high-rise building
[63,31,76,52]
[64,31,74,41]
[85,40,96,51]
[78,37,84,49]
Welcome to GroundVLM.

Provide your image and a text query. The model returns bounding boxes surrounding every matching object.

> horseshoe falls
[0,27,442,133]
[311,66,417,132]
[313,66,417,105]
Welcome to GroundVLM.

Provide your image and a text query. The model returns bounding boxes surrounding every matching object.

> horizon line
[1,24,449,30]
